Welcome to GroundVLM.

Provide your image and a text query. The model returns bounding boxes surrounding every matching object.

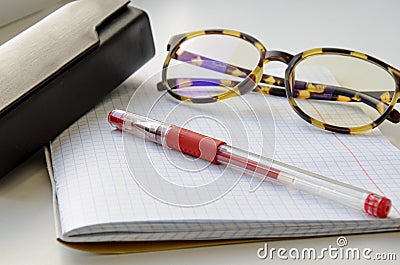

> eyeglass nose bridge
[263,50,294,65]
[261,50,295,90]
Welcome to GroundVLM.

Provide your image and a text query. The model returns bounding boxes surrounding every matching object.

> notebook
[47,69,400,246]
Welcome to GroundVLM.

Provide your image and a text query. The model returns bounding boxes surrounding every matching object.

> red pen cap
[364,193,392,218]
[108,109,126,130]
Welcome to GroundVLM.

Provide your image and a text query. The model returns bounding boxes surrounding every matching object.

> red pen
[109,109,392,218]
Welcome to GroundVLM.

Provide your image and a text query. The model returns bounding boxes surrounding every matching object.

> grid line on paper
[101,89,135,226]
[92,106,123,229]
[82,113,105,223]
[56,136,71,233]
[68,127,84,208]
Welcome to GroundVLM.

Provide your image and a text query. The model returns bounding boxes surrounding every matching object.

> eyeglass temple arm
[166,48,399,123]
[167,33,188,52]
[158,77,399,124]
[292,83,400,124]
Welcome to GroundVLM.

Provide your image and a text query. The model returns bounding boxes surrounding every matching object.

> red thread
[307,102,400,216]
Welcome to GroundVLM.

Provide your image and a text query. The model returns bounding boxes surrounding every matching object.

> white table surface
[1,0,400,264]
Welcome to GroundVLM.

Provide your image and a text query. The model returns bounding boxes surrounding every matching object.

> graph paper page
[51,71,400,237]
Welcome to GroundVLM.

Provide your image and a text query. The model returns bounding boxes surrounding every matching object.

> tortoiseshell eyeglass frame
[160,29,400,134]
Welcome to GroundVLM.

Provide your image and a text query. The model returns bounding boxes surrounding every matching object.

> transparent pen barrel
[216,144,368,211]
[120,112,170,146]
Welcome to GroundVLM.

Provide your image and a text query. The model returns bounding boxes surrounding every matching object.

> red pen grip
[165,126,226,164]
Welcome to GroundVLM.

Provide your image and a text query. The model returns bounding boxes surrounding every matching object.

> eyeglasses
[158,29,400,134]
